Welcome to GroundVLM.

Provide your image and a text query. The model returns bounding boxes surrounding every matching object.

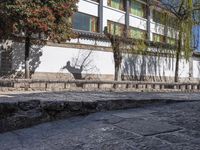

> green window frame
[130,0,146,18]
[153,34,165,43]
[107,20,125,36]
[153,10,179,28]
[107,0,125,11]
[153,10,165,24]
[129,27,147,40]
[166,37,176,45]
[72,12,98,32]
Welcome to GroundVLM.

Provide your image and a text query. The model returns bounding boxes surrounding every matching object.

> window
[72,12,98,32]
[153,10,179,27]
[107,21,125,36]
[129,27,147,40]
[130,0,147,18]
[153,10,165,24]
[166,37,176,45]
[107,0,125,11]
[153,34,165,43]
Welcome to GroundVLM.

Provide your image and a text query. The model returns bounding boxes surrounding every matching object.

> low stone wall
[0,79,200,92]
[0,99,96,133]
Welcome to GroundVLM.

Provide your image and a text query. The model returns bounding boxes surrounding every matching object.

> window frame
[107,20,125,36]
[72,12,99,33]
[107,0,126,11]
[129,26,147,40]
[129,0,147,18]
[153,33,165,43]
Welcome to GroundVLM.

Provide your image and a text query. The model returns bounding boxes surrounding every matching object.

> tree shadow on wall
[61,50,100,86]
[62,61,83,80]
[122,52,175,82]
[0,42,43,79]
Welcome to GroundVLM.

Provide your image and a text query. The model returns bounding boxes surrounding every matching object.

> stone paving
[1,100,200,150]
[1,91,200,133]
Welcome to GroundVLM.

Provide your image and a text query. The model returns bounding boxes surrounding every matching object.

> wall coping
[0,79,199,85]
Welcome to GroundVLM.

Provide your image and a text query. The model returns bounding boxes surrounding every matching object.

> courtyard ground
[0,99,200,150]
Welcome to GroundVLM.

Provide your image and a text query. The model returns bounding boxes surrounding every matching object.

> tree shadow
[0,42,43,78]
[122,54,146,81]
[122,52,175,82]
[62,61,83,80]
[61,50,100,87]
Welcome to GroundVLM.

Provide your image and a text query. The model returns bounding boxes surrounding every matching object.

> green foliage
[158,0,200,60]
[0,0,78,41]
[155,0,200,82]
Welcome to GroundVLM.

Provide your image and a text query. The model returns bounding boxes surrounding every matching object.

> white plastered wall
[10,43,195,80]
[11,44,115,76]
[122,53,190,79]
[193,57,200,78]
[35,46,115,75]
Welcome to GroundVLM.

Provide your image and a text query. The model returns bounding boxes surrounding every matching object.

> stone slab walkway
[1,91,200,133]
[1,100,200,150]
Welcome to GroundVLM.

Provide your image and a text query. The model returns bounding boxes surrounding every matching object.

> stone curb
[1,79,200,93]
[0,97,193,133]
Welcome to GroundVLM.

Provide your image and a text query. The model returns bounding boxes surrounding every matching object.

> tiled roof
[72,29,106,40]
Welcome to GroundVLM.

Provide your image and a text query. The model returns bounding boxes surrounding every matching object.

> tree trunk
[113,60,122,89]
[25,36,30,79]
[113,47,122,81]
[114,63,121,81]
[174,48,180,82]
[174,24,183,83]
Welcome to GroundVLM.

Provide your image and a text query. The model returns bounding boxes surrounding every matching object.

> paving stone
[107,127,142,140]
[178,129,200,139]
[114,119,181,136]
[156,133,190,144]
[112,109,155,119]
[99,139,139,150]
[126,137,175,150]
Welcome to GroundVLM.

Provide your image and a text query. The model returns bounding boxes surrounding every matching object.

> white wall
[122,53,190,79]
[78,0,99,17]
[35,46,115,75]
[129,15,147,30]
[10,43,196,80]
[151,22,165,35]
[103,7,126,30]
[193,57,200,78]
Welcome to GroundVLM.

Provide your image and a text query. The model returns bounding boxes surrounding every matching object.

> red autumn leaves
[1,0,78,41]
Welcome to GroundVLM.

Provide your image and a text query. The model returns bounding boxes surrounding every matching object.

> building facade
[0,0,200,82]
